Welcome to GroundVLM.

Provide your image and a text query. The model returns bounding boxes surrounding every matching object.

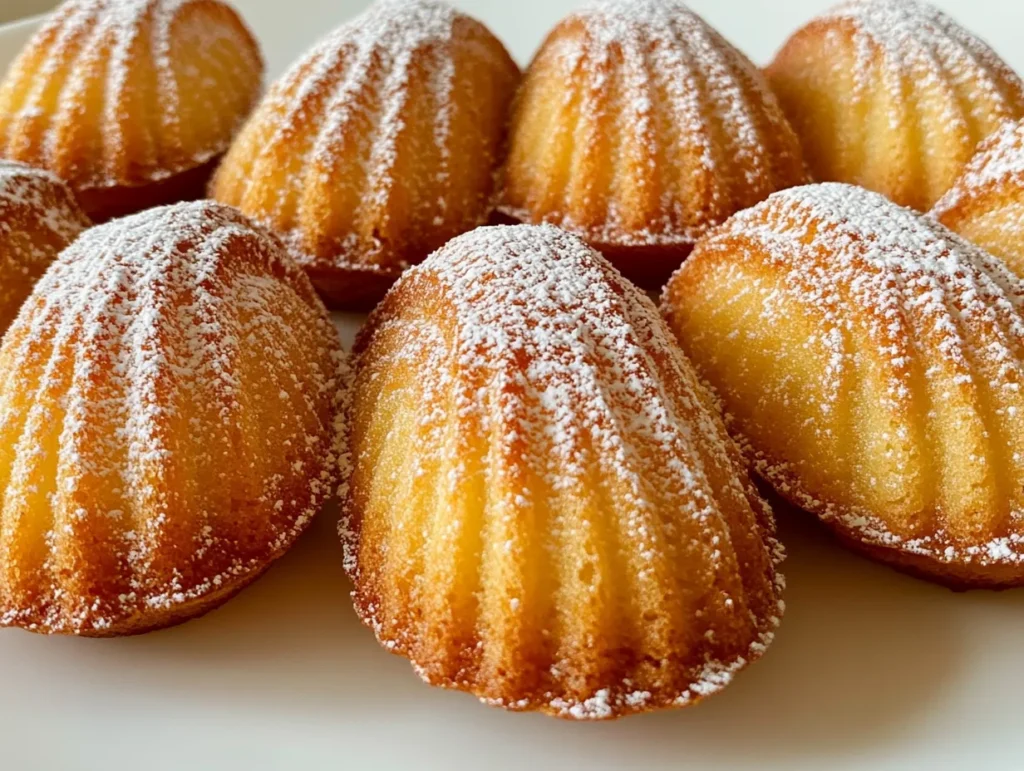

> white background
[2,2,1024,770]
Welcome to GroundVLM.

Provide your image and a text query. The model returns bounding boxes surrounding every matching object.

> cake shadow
[3,505,430,717]
[8,493,1021,766]
[476,498,999,766]
[571,505,970,758]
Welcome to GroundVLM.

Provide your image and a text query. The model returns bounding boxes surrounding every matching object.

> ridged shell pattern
[0,201,343,635]
[499,0,807,281]
[212,0,520,307]
[342,224,784,719]
[932,117,1024,277]
[0,0,263,200]
[0,160,90,334]
[767,0,1024,211]
[663,183,1024,584]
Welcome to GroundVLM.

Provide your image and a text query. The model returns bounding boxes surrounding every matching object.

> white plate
[2,2,1024,770]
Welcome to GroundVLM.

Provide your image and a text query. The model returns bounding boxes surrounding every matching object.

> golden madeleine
[767,0,1024,211]
[499,0,807,288]
[0,0,264,220]
[212,0,520,309]
[664,183,1024,588]
[342,224,784,719]
[0,201,342,635]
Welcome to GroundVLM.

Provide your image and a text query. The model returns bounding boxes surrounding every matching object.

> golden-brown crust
[0,201,343,636]
[211,0,521,310]
[499,0,808,288]
[74,155,220,224]
[830,521,1024,590]
[0,161,90,335]
[932,117,1024,277]
[0,0,264,220]
[753,456,1024,590]
[341,224,784,719]
[663,182,1024,588]
[766,0,1024,211]
[33,561,274,638]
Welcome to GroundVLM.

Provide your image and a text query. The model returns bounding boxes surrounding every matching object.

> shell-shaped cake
[497,0,808,289]
[663,183,1024,589]
[0,0,264,221]
[767,0,1024,212]
[342,224,784,719]
[0,201,343,636]
[933,117,1024,276]
[211,0,521,310]
[0,161,90,334]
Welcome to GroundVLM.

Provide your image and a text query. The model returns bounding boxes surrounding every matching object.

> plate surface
[2,2,1024,770]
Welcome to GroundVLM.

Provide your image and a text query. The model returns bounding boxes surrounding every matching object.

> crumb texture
[664,182,1024,583]
[0,200,343,635]
[342,223,784,719]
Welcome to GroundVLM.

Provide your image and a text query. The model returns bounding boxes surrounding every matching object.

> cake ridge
[711,183,1024,396]
[933,118,1024,214]
[249,0,462,240]
[0,0,264,199]
[766,0,1024,211]
[212,0,520,307]
[827,0,1018,112]
[931,117,1024,278]
[572,0,777,183]
[343,223,784,718]
[0,200,343,634]
[499,0,806,286]
[664,182,1024,583]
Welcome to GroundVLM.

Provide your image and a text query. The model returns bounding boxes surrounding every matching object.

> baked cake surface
[767,0,1024,211]
[212,0,520,309]
[664,182,1024,588]
[342,223,784,718]
[0,201,343,635]
[499,0,808,287]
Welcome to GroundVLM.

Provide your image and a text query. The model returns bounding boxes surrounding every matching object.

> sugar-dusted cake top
[933,117,1024,214]
[0,200,342,635]
[703,183,1024,368]
[345,223,784,718]
[819,0,1019,95]
[0,0,263,193]
[210,0,520,305]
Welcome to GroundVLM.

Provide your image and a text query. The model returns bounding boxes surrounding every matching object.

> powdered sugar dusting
[822,0,1022,130]
[217,0,517,275]
[0,159,89,261]
[0,201,343,635]
[670,182,1024,567]
[0,0,263,188]
[306,0,456,202]
[933,117,1024,216]
[343,223,784,718]
[500,0,806,249]
[0,160,90,331]
[577,0,768,186]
